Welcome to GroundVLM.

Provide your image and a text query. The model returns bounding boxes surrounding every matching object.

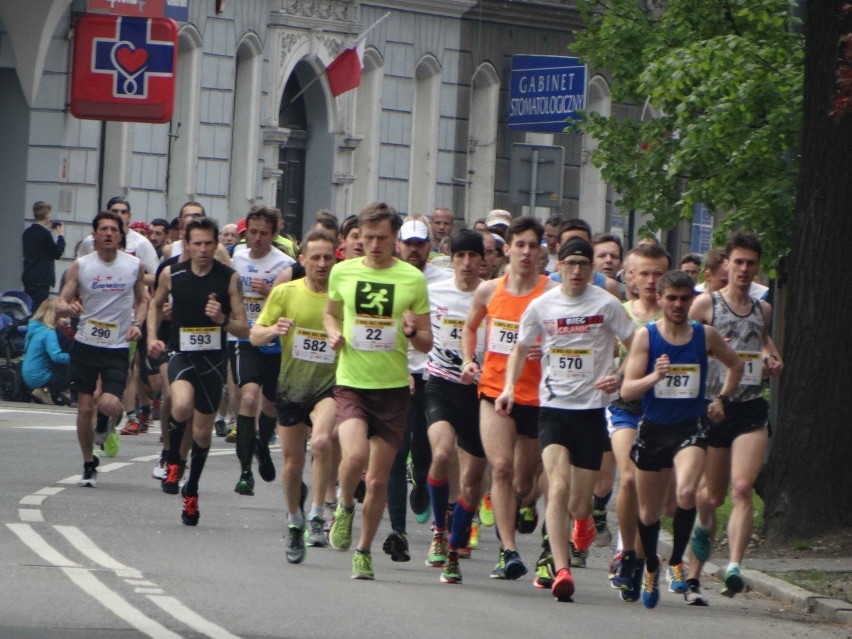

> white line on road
[54,525,133,572]
[17,425,77,431]
[99,462,134,473]
[19,509,44,522]
[20,495,47,506]
[35,486,65,496]
[148,595,242,639]
[58,475,81,484]
[7,523,79,567]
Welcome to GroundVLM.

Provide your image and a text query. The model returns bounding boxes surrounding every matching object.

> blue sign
[509,55,587,133]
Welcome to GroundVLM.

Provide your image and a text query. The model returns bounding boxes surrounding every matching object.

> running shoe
[234,470,255,496]
[641,564,661,609]
[621,563,643,603]
[533,548,555,589]
[490,550,507,579]
[611,553,635,591]
[30,387,54,405]
[225,424,238,443]
[426,530,448,567]
[286,524,306,564]
[684,578,708,606]
[569,542,588,568]
[120,412,140,435]
[323,500,337,533]
[502,549,528,580]
[78,457,99,487]
[469,522,480,549]
[214,416,227,438]
[94,423,108,447]
[409,479,430,524]
[552,567,575,602]
[254,436,276,482]
[692,525,711,562]
[136,405,150,433]
[667,562,687,593]
[479,492,495,527]
[608,550,623,581]
[572,515,596,552]
[180,485,199,526]
[306,515,327,547]
[162,463,181,494]
[593,508,612,547]
[152,451,167,480]
[351,550,374,580]
[721,566,744,598]
[516,503,539,534]
[329,502,354,550]
[382,531,410,562]
[103,428,120,458]
[440,551,462,584]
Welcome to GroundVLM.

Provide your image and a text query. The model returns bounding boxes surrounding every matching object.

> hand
[409,374,416,395]
[53,222,65,234]
[494,391,513,416]
[707,398,725,423]
[148,339,166,359]
[204,293,225,324]
[654,354,671,380]
[402,310,417,337]
[594,374,619,395]
[126,325,142,342]
[275,317,294,336]
[251,278,271,297]
[67,300,83,317]
[764,355,783,378]
[459,361,480,385]
[328,330,345,351]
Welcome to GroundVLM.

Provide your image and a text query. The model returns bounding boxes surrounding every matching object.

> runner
[686,232,783,603]
[461,216,555,580]
[228,207,295,496]
[323,202,432,580]
[251,229,339,563]
[57,211,148,486]
[620,269,742,608]
[147,217,248,525]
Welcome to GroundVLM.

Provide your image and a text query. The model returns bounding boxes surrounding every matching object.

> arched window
[467,62,499,224]
[229,33,263,216]
[408,55,441,216]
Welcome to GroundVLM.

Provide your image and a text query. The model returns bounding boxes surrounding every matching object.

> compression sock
[449,497,476,550]
[184,442,209,497]
[593,491,613,511]
[236,414,255,472]
[427,476,450,529]
[670,506,697,565]
[637,519,661,572]
[95,411,110,434]
[167,419,186,464]
[258,412,276,445]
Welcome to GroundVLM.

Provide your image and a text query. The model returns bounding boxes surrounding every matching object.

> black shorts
[538,407,608,471]
[228,341,280,401]
[702,397,770,448]
[479,393,539,439]
[167,351,227,415]
[69,341,130,398]
[277,388,335,427]
[631,418,707,472]
[425,376,484,458]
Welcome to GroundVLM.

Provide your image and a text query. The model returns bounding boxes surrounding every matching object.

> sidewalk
[658,534,852,626]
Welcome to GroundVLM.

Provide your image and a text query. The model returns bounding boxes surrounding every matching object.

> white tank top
[75,251,141,349]
[425,277,485,383]
[229,248,295,341]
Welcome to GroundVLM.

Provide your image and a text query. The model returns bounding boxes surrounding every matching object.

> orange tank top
[478,274,548,406]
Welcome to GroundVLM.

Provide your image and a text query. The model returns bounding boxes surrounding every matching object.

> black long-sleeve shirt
[22,223,65,287]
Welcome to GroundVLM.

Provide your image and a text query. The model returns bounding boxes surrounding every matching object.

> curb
[658,535,852,626]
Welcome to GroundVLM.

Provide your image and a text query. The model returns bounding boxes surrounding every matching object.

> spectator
[22,201,65,311]
[22,298,71,405]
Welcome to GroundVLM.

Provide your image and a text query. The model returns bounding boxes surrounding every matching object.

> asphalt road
[0,403,845,639]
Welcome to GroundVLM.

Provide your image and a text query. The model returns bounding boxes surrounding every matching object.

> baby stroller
[0,291,33,402]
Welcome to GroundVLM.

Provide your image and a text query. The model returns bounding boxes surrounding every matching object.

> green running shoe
[234,470,255,496]
[721,566,744,597]
[533,549,555,589]
[351,550,374,580]
[103,429,119,458]
[490,549,507,579]
[426,531,448,567]
[691,526,712,562]
[440,551,462,584]
[329,502,354,550]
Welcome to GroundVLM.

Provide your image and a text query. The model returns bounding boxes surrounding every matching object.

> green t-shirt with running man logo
[328,257,429,389]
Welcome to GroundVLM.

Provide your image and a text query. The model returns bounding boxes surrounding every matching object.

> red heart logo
[116,47,148,74]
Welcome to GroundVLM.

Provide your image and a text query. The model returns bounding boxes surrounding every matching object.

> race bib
[179,326,222,352]
[440,318,465,350]
[549,348,594,380]
[85,318,120,346]
[351,317,397,351]
[244,294,264,324]
[655,364,700,398]
[487,319,519,355]
[738,351,763,386]
[292,327,335,364]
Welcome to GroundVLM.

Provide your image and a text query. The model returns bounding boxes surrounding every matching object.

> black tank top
[168,260,235,351]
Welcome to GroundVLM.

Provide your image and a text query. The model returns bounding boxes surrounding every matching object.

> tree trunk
[762,1,852,542]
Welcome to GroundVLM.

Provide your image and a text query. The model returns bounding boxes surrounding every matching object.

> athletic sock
[184,442,209,496]
[95,411,110,433]
[727,562,740,572]
[427,476,449,528]
[593,491,612,511]
[637,519,661,572]
[308,504,323,519]
[670,506,697,565]
[258,412,276,445]
[236,414,255,472]
[288,511,305,528]
[449,497,476,549]
[167,419,186,464]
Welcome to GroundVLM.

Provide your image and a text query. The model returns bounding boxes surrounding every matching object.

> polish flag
[326,40,366,97]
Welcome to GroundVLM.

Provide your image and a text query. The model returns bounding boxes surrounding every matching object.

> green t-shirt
[328,257,430,389]
[256,278,337,403]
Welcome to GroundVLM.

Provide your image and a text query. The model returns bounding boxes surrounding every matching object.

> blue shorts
[607,404,641,436]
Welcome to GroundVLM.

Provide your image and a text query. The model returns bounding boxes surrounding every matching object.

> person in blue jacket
[22,298,70,404]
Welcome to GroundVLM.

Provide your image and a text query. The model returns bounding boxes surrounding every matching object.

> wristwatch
[716,394,732,410]
[131,320,141,328]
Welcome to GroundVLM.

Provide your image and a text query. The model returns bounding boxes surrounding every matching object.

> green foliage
[569,0,803,264]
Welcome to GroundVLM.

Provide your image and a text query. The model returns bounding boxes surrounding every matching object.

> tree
[759,1,852,540]
[570,0,803,264]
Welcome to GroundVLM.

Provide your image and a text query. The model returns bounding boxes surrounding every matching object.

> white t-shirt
[75,251,141,349]
[425,277,484,384]
[408,262,452,374]
[229,248,295,342]
[78,229,159,275]
[519,284,635,410]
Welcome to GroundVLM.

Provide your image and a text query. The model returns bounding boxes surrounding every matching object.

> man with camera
[22,201,66,312]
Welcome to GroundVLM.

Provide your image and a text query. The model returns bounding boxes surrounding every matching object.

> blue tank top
[642,321,708,424]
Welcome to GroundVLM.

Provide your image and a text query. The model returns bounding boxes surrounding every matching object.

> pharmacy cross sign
[92,17,174,98]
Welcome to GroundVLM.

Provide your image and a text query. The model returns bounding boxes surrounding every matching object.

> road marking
[100,462,134,473]
[17,425,77,431]
[35,487,65,496]
[149,595,242,639]
[7,523,79,567]
[58,475,81,485]
[0,408,72,416]
[54,525,134,572]
[126,579,159,587]
[20,495,47,506]
[133,454,163,462]
[19,509,44,522]
[62,567,183,639]
[136,587,165,595]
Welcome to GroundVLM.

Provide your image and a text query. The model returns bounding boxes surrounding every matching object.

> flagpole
[289,12,391,104]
